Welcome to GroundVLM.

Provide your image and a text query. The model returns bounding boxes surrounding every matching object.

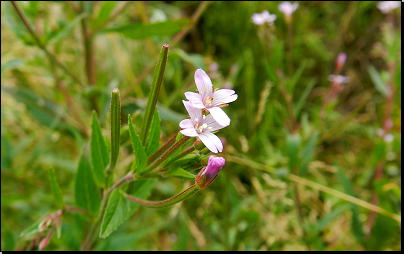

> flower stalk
[138,136,191,177]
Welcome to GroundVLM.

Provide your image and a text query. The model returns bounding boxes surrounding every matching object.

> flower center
[195,123,208,134]
[204,96,214,106]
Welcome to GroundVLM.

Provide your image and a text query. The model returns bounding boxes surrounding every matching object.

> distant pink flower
[278,1,299,19]
[185,69,238,126]
[377,1,401,14]
[180,100,227,153]
[196,156,225,188]
[251,10,277,25]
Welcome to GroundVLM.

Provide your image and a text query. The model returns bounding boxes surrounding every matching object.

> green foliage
[49,168,65,209]
[128,115,148,174]
[91,111,108,187]
[1,1,401,251]
[101,19,191,39]
[75,155,101,216]
[100,179,156,238]
[145,108,161,157]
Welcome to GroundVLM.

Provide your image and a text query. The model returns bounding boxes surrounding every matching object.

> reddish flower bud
[336,52,347,69]
[38,237,50,250]
[195,156,225,188]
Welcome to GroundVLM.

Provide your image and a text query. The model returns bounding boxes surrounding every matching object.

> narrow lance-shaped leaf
[75,155,101,216]
[299,131,319,176]
[140,44,169,144]
[107,88,121,175]
[100,179,156,238]
[101,19,191,40]
[145,109,161,157]
[128,115,147,173]
[49,168,64,208]
[91,111,108,187]
[286,133,301,172]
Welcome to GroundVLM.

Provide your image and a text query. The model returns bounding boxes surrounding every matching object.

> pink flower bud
[336,52,347,69]
[38,237,50,250]
[195,156,225,188]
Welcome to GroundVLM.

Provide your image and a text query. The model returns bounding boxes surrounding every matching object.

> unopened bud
[195,156,225,189]
[38,237,50,250]
[336,52,347,70]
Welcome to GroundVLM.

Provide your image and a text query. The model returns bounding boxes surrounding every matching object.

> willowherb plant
[25,44,237,250]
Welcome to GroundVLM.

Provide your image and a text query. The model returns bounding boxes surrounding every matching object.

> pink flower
[377,1,401,14]
[328,74,350,84]
[278,1,299,18]
[180,100,227,153]
[196,156,225,188]
[251,10,277,25]
[185,69,238,126]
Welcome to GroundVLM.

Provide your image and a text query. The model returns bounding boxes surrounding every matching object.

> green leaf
[2,2,34,45]
[49,168,65,208]
[166,167,196,181]
[46,13,86,45]
[294,78,316,118]
[101,19,191,39]
[1,86,67,131]
[299,131,319,176]
[336,165,364,242]
[75,155,101,216]
[145,110,161,157]
[91,111,108,188]
[20,216,44,237]
[286,133,301,172]
[91,1,117,29]
[367,65,388,96]
[100,179,156,238]
[287,59,308,93]
[128,115,147,173]
[316,203,351,231]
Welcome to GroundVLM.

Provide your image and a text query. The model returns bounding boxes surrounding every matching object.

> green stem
[123,184,200,208]
[139,136,191,177]
[140,44,169,144]
[10,1,84,86]
[163,145,196,168]
[147,132,178,164]
[80,1,99,112]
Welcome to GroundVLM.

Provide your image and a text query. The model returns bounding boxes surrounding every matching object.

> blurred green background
[1,1,401,251]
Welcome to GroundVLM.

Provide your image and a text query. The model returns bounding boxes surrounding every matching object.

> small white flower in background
[376,128,385,137]
[179,100,227,153]
[251,10,277,25]
[377,1,401,14]
[185,69,238,126]
[278,1,299,18]
[328,74,350,84]
[384,133,394,143]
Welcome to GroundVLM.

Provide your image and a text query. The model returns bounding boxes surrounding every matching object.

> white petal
[195,69,213,100]
[207,107,230,126]
[179,119,194,129]
[204,114,226,132]
[212,89,238,105]
[182,100,202,121]
[185,92,205,109]
[199,133,223,153]
[180,128,198,137]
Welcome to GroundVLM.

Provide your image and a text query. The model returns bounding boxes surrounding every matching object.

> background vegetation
[1,1,401,251]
